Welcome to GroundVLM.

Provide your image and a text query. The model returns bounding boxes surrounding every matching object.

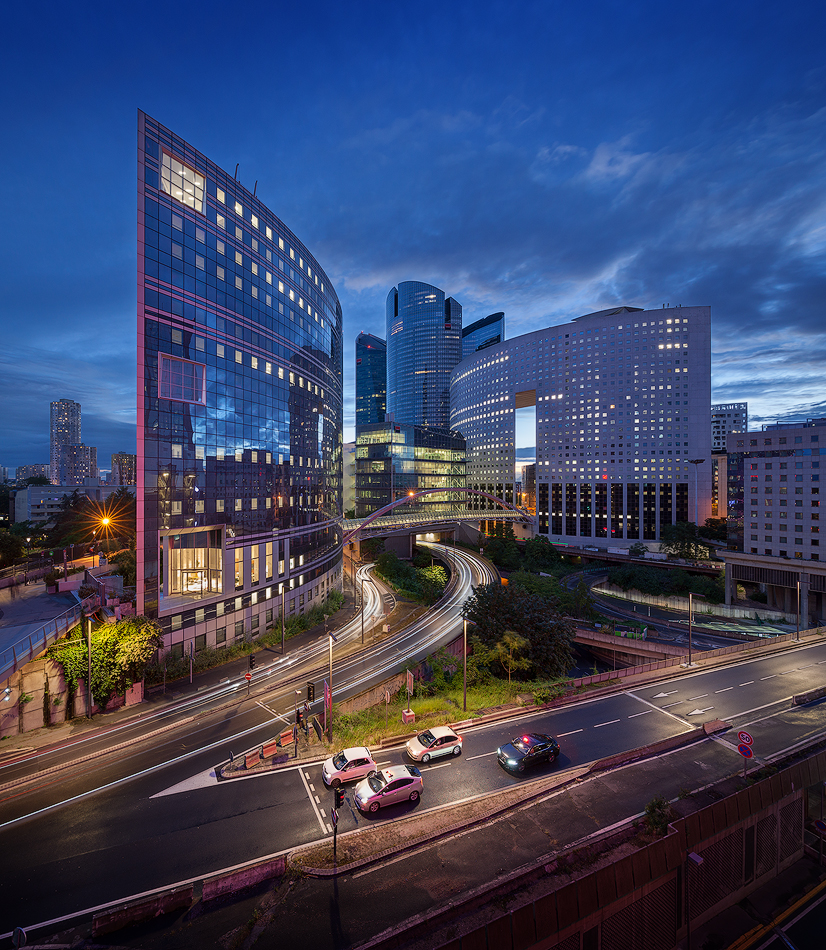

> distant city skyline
[1,2,825,466]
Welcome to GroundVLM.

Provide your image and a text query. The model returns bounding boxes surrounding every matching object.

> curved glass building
[137,112,343,654]
[386,281,462,429]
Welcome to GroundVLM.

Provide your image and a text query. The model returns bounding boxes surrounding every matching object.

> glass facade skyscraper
[355,332,386,432]
[137,112,343,653]
[386,281,462,429]
[462,312,505,359]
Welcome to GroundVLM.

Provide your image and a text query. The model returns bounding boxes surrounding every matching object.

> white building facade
[450,305,712,548]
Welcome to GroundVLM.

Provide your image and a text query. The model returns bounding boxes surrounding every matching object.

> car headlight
[508,759,517,766]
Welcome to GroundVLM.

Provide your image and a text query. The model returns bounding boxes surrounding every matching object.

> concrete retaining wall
[593,582,795,623]
[202,856,286,901]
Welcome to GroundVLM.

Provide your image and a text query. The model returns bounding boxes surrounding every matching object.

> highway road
[3,620,826,935]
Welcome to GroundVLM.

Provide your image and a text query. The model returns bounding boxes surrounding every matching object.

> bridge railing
[0,594,97,686]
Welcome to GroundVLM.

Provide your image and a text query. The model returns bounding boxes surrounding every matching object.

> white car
[406,725,463,763]
[321,747,376,788]
[354,765,423,813]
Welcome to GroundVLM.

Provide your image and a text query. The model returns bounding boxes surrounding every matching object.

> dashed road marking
[761,675,776,680]
[594,719,621,728]
[467,751,498,760]
[662,702,682,708]
[689,694,708,701]
[715,687,734,693]
[739,681,754,686]
[628,711,652,718]
[557,729,584,737]
[298,768,328,835]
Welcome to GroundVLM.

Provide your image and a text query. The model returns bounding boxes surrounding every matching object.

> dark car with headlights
[497,733,560,773]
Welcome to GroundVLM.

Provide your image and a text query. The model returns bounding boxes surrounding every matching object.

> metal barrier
[0,594,97,686]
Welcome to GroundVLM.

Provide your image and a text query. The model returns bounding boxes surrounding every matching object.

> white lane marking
[798,665,814,670]
[779,670,796,675]
[320,808,326,817]
[594,719,621,728]
[557,729,585,737]
[819,660,826,664]
[662,702,682,708]
[422,761,454,771]
[715,687,734,693]
[466,751,498,760]
[314,795,320,803]
[689,694,708,700]
[298,768,329,835]
[760,675,776,680]
[304,772,311,779]
[627,691,689,725]
[326,824,333,833]
[309,784,315,792]
[628,711,652,718]
[255,700,292,725]
[739,681,754,686]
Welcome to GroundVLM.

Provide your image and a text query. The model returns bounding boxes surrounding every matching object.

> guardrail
[0,594,97,686]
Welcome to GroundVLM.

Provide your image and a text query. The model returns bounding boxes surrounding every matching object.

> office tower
[726,417,823,562]
[711,402,748,451]
[110,452,137,486]
[355,332,386,431]
[355,422,466,518]
[451,306,712,546]
[137,112,343,652]
[462,312,505,359]
[58,443,97,485]
[50,399,81,484]
[386,281,462,429]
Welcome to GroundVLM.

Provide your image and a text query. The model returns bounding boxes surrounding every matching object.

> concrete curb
[793,685,826,706]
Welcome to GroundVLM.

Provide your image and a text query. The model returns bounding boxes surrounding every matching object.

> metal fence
[0,594,97,686]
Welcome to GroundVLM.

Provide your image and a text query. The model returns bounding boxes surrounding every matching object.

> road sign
[737,744,754,759]
[385,689,391,704]
[738,731,754,746]
[244,672,252,682]
[331,808,338,826]
[406,669,414,695]
[814,820,826,833]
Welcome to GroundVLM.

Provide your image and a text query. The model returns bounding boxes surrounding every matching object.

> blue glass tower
[355,332,386,432]
[137,112,343,653]
[386,281,462,429]
[462,312,505,359]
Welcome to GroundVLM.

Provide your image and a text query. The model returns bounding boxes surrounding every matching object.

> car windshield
[332,751,348,769]
[512,737,537,752]
[417,730,436,746]
[367,771,389,792]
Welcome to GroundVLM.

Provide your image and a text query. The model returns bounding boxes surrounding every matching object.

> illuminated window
[161,154,204,212]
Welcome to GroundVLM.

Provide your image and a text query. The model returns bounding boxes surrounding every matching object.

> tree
[24,476,51,486]
[47,616,163,706]
[0,531,24,566]
[523,536,561,572]
[491,631,532,683]
[463,582,575,680]
[629,542,647,557]
[418,564,447,604]
[659,522,709,560]
[700,518,727,542]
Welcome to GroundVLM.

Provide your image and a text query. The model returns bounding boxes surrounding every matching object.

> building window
[161,153,204,212]
[158,355,206,405]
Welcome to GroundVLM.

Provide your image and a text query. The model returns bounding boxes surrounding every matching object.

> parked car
[354,765,423,813]
[321,747,377,788]
[497,733,560,773]
[406,726,463,763]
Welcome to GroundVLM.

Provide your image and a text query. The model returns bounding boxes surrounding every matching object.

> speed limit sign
[738,731,754,746]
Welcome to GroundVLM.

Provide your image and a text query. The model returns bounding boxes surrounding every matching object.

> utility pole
[86,617,93,719]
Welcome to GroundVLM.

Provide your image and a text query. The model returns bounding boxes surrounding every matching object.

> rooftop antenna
[253,180,258,197]
[234,163,239,180]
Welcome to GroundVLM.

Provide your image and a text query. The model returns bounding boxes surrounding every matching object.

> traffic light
[307,681,315,703]
[334,787,345,810]
[297,706,303,726]
[249,654,256,670]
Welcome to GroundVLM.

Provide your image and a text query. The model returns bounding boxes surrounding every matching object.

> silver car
[321,747,376,788]
[354,765,423,813]
[406,725,463,763]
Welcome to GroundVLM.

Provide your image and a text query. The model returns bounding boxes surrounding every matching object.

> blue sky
[1,0,824,471]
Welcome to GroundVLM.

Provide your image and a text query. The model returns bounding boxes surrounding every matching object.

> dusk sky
[1,0,824,472]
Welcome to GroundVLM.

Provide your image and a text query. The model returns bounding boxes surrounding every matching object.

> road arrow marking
[688,707,715,716]
[652,691,678,698]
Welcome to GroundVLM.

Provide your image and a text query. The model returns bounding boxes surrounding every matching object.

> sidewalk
[0,578,78,658]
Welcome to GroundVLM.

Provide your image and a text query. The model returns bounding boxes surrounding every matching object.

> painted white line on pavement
[467,751,498,760]
[557,729,584,737]
[662,702,683,708]
[689,694,708,700]
[798,665,814,670]
[715,687,734,693]
[309,784,315,792]
[299,767,329,836]
[627,691,688,725]
[594,719,621,728]
[760,675,776,680]
[627,711,652,718]
[739,681,754,686]
[779,670,796,675]
[304,771,311,779]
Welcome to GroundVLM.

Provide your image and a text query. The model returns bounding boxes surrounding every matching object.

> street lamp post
[463,617,468,712]
[360,574,364,645]
[796,579,800,641]
[688,459,705,528]
[327,628,338,742]
[87,616,93,719]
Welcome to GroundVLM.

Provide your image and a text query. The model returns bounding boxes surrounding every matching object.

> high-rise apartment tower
[50,399,81,484]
